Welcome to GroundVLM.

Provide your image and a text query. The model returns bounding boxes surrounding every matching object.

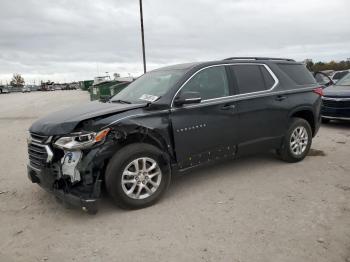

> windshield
[336,73,350,86]
[111,69,185,104]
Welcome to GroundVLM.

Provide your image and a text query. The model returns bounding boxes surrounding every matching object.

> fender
[288,104,319,136]
[288,105,315,119]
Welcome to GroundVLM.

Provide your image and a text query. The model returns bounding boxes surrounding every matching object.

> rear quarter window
[277,63,316,85]
[230,65,276,94]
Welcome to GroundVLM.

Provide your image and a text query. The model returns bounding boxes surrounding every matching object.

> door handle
[221,104,236,110]
[275,95,287,101]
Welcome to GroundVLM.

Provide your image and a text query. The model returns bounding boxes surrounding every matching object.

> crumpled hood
[29,101,147,135]
[323,85,350,97]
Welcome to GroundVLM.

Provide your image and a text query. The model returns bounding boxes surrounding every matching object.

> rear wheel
[105,143,171,209]
[278,118,312,163]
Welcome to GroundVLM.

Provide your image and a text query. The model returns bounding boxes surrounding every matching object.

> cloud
[0,0,349,83]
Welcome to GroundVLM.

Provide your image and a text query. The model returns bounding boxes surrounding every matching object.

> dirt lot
[0,91,349,262]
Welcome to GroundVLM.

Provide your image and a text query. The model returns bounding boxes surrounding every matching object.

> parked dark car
[27,57,322,213]
[321,73,350,123]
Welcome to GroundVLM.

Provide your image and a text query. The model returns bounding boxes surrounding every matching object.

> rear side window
[277,63,316,85]
[230,65,275,94]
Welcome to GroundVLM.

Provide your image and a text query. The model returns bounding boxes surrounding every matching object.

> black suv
[27,57,322,213]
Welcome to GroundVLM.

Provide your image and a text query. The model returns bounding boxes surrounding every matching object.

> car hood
[323,85,350,97]
[29,101,147,135]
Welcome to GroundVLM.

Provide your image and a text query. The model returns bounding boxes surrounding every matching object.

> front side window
[231,65,275,94]
[180,66,229,100]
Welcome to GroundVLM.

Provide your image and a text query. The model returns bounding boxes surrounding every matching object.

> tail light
[313,87,324,96]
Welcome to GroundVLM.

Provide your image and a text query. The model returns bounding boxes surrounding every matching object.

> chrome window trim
[170,86,316,111]
[170,63,279,108]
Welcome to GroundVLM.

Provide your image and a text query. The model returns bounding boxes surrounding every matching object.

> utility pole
[139,0,147,73]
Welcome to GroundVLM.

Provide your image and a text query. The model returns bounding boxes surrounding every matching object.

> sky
[0,0,349,84]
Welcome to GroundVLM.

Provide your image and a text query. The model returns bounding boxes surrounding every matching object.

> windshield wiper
[111,99,131,104]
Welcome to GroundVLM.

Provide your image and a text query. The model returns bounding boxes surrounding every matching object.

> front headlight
[54,128,110,150]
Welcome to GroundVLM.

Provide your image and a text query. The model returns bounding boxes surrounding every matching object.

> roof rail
[223,57,295,62]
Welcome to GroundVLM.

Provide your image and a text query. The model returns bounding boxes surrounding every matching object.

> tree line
[306,60,350,72]
[5,60,350,87]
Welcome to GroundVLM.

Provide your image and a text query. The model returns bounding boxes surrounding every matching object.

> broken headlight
[53,128,110,150]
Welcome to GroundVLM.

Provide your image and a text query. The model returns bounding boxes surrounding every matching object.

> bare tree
[10,73,25,87]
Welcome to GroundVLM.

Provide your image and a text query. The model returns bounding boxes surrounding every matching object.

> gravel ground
[0,91,349,262]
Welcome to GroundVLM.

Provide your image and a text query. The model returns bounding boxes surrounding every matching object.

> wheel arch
[101,127,173,174]
[289,107,316,136]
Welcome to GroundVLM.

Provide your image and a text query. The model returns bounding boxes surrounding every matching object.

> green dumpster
[89,80,131,102]
[109,82,130,97]
[81,80,93,91]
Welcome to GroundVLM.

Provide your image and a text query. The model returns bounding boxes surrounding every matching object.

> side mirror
[174,91,202,106]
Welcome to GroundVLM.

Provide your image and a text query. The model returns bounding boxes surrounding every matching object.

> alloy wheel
[289,126,309,156]
[121,157,162,200]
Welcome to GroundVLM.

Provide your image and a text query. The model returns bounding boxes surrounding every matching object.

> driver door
[170,65,239,169]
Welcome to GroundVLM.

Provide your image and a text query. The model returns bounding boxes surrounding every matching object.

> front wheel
[105,143,171,209]
[278,118,312,163]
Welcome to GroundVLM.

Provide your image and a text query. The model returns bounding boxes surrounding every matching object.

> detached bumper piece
[27,165,101,214]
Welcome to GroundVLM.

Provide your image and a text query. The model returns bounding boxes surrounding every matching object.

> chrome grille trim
[322,97,350,101]
[27,133,54,169]
[29,132,52,144]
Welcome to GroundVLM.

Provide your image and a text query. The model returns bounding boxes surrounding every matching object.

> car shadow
[97,152,280,215]
[323,120,350,130]
[34,149,322,217]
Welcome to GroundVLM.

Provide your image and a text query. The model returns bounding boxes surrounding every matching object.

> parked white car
[331,70,350,83]
[22,86,31,93]
[0,85,9,94]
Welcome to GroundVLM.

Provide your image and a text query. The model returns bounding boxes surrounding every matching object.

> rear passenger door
[229,64,286,152]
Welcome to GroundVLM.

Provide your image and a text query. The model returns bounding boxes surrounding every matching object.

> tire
[278,117,312,163]
[322,118,330,124]
[105,143,171,209]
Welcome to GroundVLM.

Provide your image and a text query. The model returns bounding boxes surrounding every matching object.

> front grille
[30,133,50,143]
[322,98,350,108]
[28,133,53,169]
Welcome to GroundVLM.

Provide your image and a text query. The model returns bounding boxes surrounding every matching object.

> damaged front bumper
[27,134,108,213]
[27,130,121,213]
[27,163,101,213]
